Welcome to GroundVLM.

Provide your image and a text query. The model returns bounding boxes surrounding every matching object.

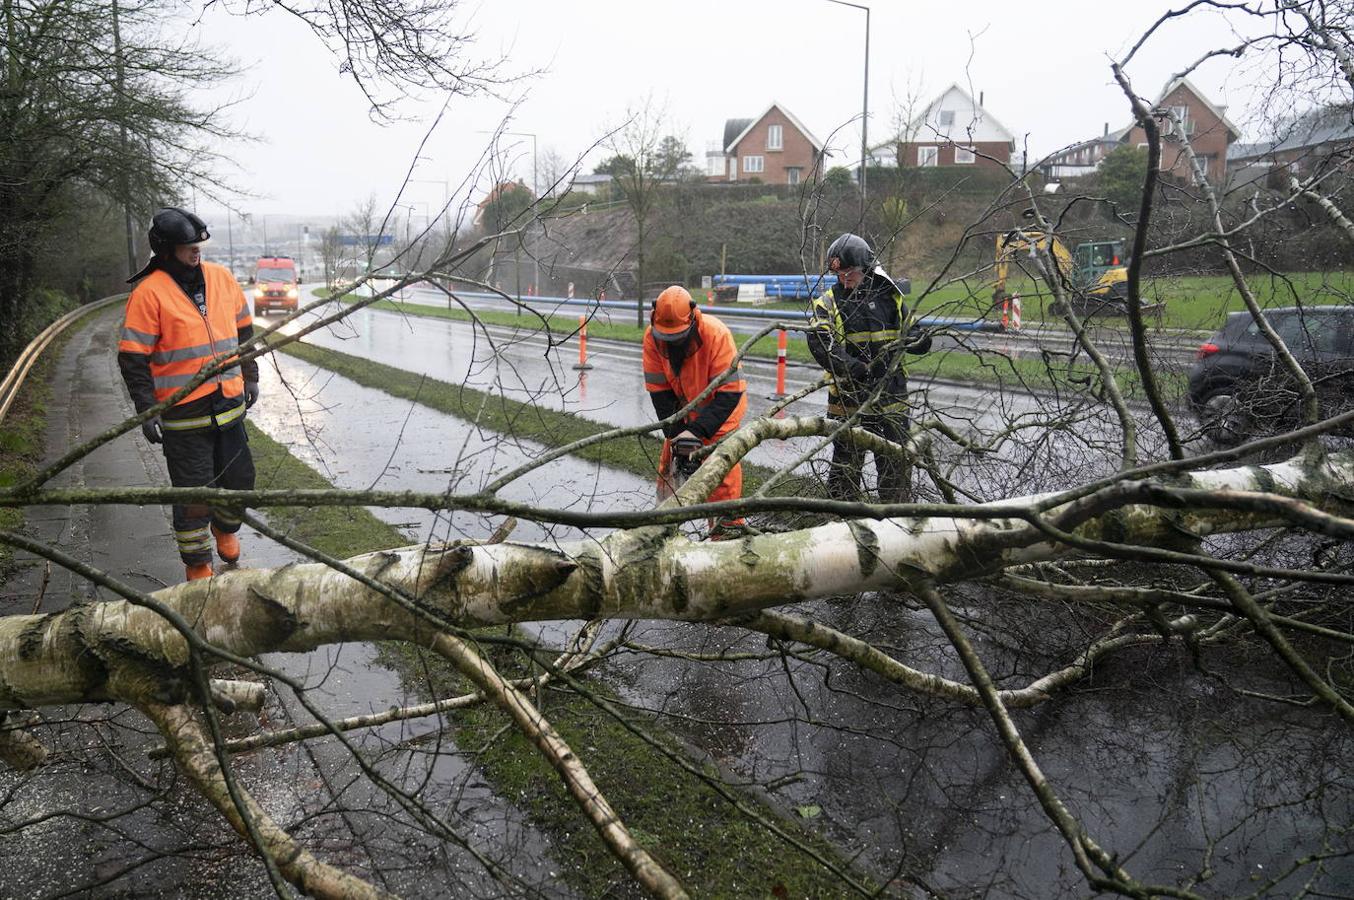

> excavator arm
[993,229,1074,302]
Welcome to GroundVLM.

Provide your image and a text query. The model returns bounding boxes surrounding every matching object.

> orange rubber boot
[212,525,240,565]
[185,563,214,581]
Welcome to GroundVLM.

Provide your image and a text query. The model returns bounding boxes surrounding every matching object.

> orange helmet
[651,286,697,342]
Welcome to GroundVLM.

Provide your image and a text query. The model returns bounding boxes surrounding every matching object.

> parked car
[1188,305,1354,445]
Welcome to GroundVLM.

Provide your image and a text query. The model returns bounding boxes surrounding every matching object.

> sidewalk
[1,306,181,615]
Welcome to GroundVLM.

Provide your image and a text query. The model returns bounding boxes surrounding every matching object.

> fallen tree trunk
[2,447,1348,712]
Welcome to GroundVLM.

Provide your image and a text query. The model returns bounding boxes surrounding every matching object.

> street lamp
[401,201,431,248]
[825,0,870,218]
[408,178,450,234]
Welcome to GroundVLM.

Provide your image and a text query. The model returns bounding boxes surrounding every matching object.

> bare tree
[3,4,1354,899]
[604,96,687,322]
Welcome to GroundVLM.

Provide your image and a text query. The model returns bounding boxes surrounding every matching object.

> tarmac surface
[4,303,1349,898]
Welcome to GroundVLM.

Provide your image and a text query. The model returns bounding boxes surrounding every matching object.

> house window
[954,146,976,164]
[1193,154,1215,180]
[786,167,801,186]
[767,125,783,151]
[917,146,938,167]
[1165,105,1191,137]
[938,110,955,127]
[743,155,764,174]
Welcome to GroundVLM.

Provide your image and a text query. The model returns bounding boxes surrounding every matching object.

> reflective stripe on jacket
[118,262,253,407]
[641,310,748,440]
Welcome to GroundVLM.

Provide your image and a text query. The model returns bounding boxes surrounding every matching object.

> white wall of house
[909,84,1014,145]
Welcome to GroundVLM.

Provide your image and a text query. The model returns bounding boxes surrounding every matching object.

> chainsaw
[669,436,704,486]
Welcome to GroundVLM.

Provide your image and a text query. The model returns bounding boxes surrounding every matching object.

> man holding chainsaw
[642,285,748,539]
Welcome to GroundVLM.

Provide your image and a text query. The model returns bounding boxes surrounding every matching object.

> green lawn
[910,270,1354,332]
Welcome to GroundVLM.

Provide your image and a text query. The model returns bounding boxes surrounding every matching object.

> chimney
[1103,122,1109,137]
[979,91,984,107]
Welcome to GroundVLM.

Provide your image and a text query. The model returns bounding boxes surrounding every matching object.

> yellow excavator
[993,229,1156,317]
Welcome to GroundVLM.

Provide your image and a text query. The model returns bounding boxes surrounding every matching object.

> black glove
[867,357,892,380]
[141,416,163,444]
[906,327,933,355]
[244,381,260,409]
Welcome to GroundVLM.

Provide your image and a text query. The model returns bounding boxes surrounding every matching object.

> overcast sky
[190,0,1269,223]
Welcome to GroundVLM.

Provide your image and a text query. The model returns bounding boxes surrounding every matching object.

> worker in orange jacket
[642,286,748,538]
[117,208,260,582]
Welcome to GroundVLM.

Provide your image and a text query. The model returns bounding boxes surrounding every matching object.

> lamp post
[408,178,450,234]
[825,0,870,218]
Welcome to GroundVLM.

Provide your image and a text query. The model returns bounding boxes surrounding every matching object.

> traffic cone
[767,327,788,399]
[573,315,593,371]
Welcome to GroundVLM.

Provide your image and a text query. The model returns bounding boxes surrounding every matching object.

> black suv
[1187,305,1354,445]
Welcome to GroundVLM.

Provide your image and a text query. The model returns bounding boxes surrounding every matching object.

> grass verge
[377,639,875,897]
[0,293,91,579]
[245,422,407,555]
[0,369,53,576]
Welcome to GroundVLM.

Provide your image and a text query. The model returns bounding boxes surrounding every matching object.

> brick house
[473,181,531,227]
[884,84,1015,169]
[1118,77,1240,184]
[705,102,826,186]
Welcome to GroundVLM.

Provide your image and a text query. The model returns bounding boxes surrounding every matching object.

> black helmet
[148,207,210,255]
[826,232,873,271]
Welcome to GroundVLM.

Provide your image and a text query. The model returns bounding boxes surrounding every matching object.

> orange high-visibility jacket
[118,262,253,407]
[642,309,747,440]
[643,310,747,504]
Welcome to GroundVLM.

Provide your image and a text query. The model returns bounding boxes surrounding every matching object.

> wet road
[247,302,1350,895]
[8,305,1342,898]
[273,294,1167,492]
[373,280,1206,368]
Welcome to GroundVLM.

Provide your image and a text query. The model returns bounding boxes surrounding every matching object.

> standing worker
[642,286,748,539]
[808,233,930,504]
[117,207,261,581]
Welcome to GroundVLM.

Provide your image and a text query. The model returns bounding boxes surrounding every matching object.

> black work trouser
[161,419,255,565]
[827,409,912,505]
